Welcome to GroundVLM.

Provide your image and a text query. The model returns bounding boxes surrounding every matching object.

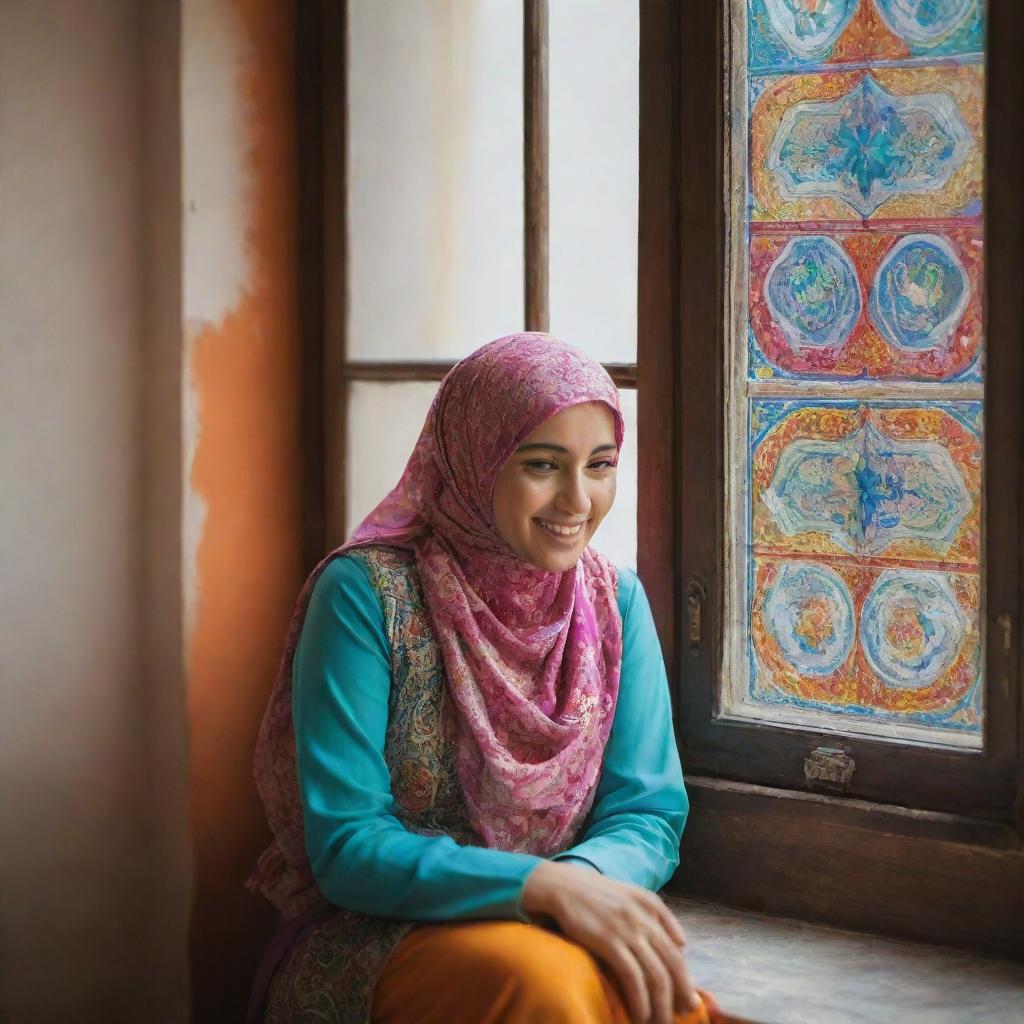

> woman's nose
[555,472,592,517]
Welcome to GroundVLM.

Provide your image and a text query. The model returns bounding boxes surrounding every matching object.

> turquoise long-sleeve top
[293,553,688,924]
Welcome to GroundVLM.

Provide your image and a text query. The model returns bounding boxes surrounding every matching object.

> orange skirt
[371,920,729,1023]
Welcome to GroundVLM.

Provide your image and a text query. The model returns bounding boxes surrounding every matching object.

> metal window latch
[997,611,1013,652]
[804,747,856,789]
[996,611,1013,698]
[686,577,707,655]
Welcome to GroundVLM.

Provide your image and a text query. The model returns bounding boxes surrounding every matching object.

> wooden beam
[523,0,549,332]
[322,0,348,550]
[297,0,327,570]
[987,0,1024,834]
[343,360,638,389]
[638,0,682,702]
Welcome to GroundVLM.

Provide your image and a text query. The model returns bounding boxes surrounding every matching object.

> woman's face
[492,401,618,572]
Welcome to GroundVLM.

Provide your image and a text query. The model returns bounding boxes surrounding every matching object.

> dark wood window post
[524,0,549,333]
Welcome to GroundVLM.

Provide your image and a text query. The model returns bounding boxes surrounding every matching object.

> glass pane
[347,383,636,571]
[347,381,438,534]
[723,0,985,748]
[549,0,639,362]
[594,388,638,571]
[347,1,523,360]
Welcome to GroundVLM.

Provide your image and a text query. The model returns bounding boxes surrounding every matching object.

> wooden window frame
[301,0,1024,955]
[304,0,638,559]
[639,0,1023,955]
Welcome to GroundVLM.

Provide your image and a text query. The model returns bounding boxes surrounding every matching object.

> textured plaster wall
[182,1,302,1019]
[1,0,301,1019]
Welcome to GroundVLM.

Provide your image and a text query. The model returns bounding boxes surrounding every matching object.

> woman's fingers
[604,940,650,1024]
[632,933,674,1024]
[539,868,702,1023]
[648,895,701,1012]
[646,922,700,1013]
[677,954,700,1015]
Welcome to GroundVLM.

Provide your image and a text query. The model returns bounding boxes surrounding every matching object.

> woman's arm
[549,568,688,890]
[294,555,543,921]
[521,570,695,1023]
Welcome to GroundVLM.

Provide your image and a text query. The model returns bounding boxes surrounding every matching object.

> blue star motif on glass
[762,420,971,555]
[767,75,971,216]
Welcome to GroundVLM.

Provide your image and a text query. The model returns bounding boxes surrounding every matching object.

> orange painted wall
[185,1,301,1019]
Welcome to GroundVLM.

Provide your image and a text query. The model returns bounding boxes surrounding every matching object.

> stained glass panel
[724,0,986,747]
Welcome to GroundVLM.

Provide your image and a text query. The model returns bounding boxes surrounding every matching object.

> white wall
[0,2,190,1020]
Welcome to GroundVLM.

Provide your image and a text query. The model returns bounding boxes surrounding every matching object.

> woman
[247,334,724,1024]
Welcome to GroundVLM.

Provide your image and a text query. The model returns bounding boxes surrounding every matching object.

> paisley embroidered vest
[263,546,485,1022]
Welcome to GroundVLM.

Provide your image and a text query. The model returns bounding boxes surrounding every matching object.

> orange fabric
[371,920,721,1024]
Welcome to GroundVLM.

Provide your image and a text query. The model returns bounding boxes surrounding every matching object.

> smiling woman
[245,334,726,1024]
[492,401,619,573]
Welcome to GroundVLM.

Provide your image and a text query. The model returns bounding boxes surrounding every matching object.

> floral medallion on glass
[750,65,983,223]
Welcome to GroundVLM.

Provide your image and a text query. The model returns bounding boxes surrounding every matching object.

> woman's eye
[524,458,616,472]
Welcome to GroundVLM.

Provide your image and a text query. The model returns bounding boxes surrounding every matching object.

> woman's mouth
[534,518,588,539]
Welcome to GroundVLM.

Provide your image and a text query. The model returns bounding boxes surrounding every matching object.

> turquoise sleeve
[549,568,689,890]
[293,556,544,921]
[293,557,687,923]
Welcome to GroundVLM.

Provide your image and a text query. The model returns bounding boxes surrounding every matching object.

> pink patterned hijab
[249,333,625,916]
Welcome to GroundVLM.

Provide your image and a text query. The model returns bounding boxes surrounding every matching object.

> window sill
[670,776,1023,960]
[666,896,1024,1024]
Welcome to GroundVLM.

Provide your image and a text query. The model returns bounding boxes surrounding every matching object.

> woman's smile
[492,401,618,572]
[533,516,590,540]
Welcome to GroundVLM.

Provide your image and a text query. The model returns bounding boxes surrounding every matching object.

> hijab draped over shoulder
[249,333,626,917]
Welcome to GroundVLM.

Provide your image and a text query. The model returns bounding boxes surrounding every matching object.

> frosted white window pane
[347,1,524,361]
[592,388,637,571]
[549,0,638,363]
[347,381,439,535]
[347,382,635,571]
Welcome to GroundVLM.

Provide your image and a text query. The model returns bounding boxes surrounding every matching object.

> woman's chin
[524,541,586,573]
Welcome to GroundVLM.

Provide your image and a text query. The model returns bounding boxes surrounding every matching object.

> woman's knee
[470,923,612,1020]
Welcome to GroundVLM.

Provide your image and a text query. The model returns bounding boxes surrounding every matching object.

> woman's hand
[522,860,699,1024]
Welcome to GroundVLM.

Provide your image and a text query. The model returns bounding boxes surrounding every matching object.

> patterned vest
[262,546,495,1022]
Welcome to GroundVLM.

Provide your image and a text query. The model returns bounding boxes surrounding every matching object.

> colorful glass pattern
[750,66,983,223]
[749,0,984,71]
[747,400,981,728]
[749,225,983,381]
[727,0,985,743]
[767,75,971,216]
